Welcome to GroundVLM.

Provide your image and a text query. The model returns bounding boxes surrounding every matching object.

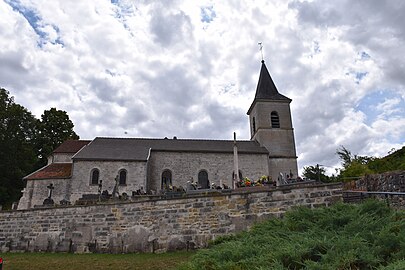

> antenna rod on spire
[258,42,264,61]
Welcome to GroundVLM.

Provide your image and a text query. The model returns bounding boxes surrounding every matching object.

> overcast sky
[1,0,404,175]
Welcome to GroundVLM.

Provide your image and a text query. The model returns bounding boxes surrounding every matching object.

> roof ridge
[53,140,92,154]
[94,137,254,142]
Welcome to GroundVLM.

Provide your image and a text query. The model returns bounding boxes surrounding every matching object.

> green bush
[179,200,405,270]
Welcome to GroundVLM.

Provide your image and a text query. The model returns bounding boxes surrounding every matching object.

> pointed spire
[254,60,290,101]
[247,60,291,114]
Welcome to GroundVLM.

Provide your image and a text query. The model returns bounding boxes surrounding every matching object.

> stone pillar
[233,132,239,189]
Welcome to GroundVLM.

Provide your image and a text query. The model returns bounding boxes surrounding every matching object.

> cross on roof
[258,42,264,61]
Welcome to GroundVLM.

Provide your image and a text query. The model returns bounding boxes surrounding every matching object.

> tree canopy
[0,88,79,208]
[0,88,38,207]
[336,145,405,181]
[35,108,79,167]
[302,165,331,182]
[303,145,405,183]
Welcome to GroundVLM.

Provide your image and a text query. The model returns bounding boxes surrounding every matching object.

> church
[18,60,298,210]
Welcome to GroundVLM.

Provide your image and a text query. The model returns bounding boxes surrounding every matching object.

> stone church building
[18,60,298,210]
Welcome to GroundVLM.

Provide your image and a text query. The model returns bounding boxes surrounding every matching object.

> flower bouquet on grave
[256,175,275,187]
[259,175,268,184]
[236,178,245,187]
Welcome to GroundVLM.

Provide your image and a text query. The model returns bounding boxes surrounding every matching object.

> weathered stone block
[193,202,204,208]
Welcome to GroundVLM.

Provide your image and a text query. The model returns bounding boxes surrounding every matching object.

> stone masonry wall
[344,171,405,208]
[18,178,70,210]
[269,157,299,183]
[0,183,342,254]
[51,153,74,164]
[345,170,405,192]
[69,160,147,203]
[148,152,269,191]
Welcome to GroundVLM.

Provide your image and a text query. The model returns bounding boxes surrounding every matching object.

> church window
[252,117,256,134]
[119,169,127,185]
[198,170,209,189]
[90,169,99,185]
[161,170,172,189]
[271,111,280,128]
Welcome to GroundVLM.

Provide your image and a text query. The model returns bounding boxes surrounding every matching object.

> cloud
[149,5,193,48]
[0,0,404,176]
[375,98,402,118]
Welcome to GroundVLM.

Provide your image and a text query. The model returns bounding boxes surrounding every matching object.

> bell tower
[247,60,298,181]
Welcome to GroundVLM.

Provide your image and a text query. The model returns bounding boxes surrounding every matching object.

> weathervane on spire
[258,42,264,61]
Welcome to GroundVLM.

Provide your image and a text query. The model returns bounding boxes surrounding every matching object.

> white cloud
[375,98,402,118]
[1,0,404,176]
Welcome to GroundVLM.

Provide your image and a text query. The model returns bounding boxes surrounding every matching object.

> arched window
[119,169,127,185]
[161,170,172,189]
[90,169,99,185]
[252,117,256,134]
[198,170,209,189]
[271,111,280,128]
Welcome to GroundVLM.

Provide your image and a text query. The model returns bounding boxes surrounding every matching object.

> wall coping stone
[2,182,342,214]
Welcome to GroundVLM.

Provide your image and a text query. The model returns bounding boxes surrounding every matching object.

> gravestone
[112,175,119,198]
[43,183,55,206]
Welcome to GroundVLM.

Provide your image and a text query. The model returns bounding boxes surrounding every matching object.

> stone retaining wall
[344,171,405,208]
[0,183,342,253]
[344,170,405,192]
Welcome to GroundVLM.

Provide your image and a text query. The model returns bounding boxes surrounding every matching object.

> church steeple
[247,60,291,114]
[246,59,298,181]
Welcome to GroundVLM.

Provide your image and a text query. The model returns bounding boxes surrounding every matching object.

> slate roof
[24,163,72,180]
[53,140,91,153]
[247,60,291,114]
[73,137,268,161]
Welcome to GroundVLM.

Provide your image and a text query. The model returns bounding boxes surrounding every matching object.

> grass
[179,200,405,269]
[0,251,194,270]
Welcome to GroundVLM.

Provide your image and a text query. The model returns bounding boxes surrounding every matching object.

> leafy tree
[336,145,353,168]
[340,161,374,180]
[336,145,405,181]
[0,88,38,207]
[35,108,79,167]
[0,89,80,208]
[303,165,331,182]
[336,146,375,180]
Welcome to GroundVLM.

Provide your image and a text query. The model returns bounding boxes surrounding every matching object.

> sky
[1,0,405,175]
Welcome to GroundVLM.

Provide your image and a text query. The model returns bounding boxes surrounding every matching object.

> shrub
[179,200,405,269]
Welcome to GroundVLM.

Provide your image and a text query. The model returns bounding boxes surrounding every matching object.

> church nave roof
[72,137,268,161]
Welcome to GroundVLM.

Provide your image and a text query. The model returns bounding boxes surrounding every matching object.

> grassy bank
[179,200,405,269]
[0,251,193,270]
[3,201,405,269]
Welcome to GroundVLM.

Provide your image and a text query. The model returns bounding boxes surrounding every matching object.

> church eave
[152,148,268,155]
[72,157,147,162]
[24,163,73,180]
